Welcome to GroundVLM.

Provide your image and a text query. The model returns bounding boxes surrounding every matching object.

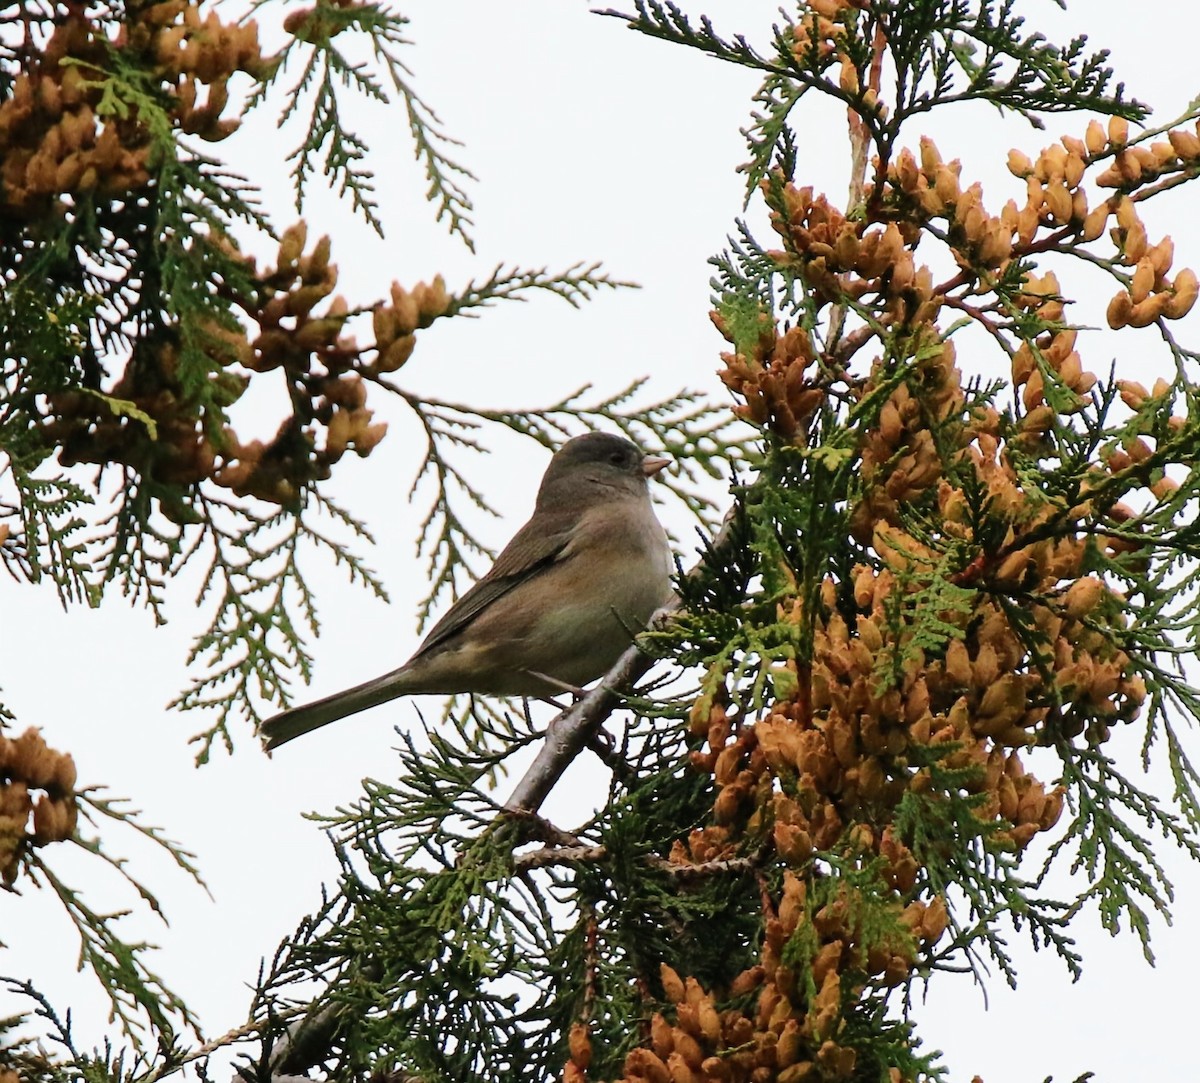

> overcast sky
[4,2,1198,1080]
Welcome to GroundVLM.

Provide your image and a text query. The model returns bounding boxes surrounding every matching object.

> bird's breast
[477,496,669,690]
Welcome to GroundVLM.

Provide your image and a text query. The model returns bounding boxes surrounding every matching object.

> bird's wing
[412,508,578,656]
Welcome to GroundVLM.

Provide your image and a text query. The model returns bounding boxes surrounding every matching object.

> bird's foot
[521,691,570,719]
[526,670,586,700]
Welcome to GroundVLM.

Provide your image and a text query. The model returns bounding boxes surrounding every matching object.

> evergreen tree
[5,2,1200,1082]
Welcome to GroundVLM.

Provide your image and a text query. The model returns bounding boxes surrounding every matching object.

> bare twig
[513,843,609,869]
[501,611,672,814]
[658,850,763,880]
[511,842,765,879]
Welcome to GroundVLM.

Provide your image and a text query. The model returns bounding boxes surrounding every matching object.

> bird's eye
[609,451,625,465]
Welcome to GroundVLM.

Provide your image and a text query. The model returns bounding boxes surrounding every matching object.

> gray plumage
[259,432,672,751]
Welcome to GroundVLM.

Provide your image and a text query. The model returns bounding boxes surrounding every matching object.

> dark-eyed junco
[259,431,673,750]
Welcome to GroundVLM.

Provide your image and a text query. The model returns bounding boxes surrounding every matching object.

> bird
[259,431,673,751]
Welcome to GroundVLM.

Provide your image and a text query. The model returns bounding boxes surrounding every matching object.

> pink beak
[641,456,670,478]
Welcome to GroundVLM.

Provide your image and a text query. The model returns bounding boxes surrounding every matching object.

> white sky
[3,2,1199,1080]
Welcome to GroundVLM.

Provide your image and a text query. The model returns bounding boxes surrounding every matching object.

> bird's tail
[259,668,412,751]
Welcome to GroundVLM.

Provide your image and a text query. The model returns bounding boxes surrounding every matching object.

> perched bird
[260,431,673,750]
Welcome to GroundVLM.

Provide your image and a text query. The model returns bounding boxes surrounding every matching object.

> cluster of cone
[40,218,452,506]
[629,337,1151,1083]
[721,117,1197,442]
[0,2,262,218]
[7,2,454,510]
[603,318,1147,1083]
[0,729,77,886]
[567,13,1184,1076]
